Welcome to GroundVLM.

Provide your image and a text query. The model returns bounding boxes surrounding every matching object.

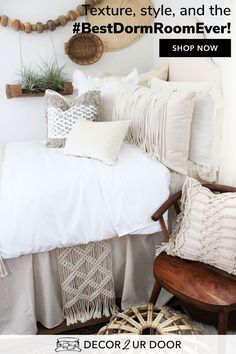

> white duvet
[0,141,170,259]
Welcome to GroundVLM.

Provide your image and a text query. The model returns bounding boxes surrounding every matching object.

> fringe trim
[155,243,170,258]
[113,86,175,165]
[156,177,200,259]
[64,294,117,325]
[0,257,8,278]
[57,241,116,326]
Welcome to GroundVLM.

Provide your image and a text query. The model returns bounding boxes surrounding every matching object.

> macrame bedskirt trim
[63,292,116,325]
[57,241,116,325]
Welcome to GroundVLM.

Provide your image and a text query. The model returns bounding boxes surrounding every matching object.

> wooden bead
[32,24,37,31]
[58,15,67,26]
[36,22,43,33]
[55,19,60,26]
[43,23,49,30]
[24,22,32,33]
[11,19,21,31]
[1,15,9,27]
[76,5,86,16]
[20,23,25,31]
[47,20,56,31]
[85,0,95,6]
[68,10,78,21]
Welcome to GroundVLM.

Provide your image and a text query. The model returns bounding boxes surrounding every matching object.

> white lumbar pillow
[64,120,130,165]
[151,78,223,181]
[73,69,139,122]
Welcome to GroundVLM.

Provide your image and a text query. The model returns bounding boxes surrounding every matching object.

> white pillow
[64,120,130,165]
[73,69,139,122]
[158,177,236,276]
[138,64,169,86]
[151,78,223,181]
[113,85,195,175]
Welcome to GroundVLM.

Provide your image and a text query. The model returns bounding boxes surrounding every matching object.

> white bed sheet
[0,141,170,259]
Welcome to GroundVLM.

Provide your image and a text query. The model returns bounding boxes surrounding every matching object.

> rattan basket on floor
[98,304,204,335]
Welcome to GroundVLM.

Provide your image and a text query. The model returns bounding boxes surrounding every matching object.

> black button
[159,39,231,57]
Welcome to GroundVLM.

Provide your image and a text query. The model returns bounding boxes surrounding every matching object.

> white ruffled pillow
[73,69,139,122]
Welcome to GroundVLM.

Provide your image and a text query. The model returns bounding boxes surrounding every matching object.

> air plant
[19,59,66,94]
[19,66,41,93]
[38,59,65,92]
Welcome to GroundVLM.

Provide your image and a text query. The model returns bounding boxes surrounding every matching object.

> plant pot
[6,82,73,99]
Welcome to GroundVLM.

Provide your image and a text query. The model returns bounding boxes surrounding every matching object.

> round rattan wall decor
[65,33,104,65]
[98,304,204,335]
[86,0,154,52]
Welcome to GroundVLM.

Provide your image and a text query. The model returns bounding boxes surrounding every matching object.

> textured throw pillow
[64,120,130,165]
[72,69,139,122]
[113,85,195,175]
[138,64,169,87]
[151,78,223,181]
[46,90,101,148]
[158,177,236,275]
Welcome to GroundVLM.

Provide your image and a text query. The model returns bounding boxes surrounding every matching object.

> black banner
[159,39,231,57]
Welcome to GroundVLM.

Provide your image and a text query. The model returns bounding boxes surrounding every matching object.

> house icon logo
[55,337,82,352]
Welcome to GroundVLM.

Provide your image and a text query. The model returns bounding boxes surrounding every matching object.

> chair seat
[154,253,236,312]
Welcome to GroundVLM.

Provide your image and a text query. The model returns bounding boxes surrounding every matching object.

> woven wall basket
[86,0,153,52]
[65,33,104,65]
[99,304,204,335]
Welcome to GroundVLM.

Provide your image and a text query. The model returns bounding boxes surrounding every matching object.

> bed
[0,51,222,334]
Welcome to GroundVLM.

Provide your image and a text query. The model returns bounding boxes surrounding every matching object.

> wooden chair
[149,183,236,335]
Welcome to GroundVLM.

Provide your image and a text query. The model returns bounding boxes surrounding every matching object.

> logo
[55,337,82,352]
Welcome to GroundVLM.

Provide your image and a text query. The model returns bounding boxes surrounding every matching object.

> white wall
[0,0,154,143]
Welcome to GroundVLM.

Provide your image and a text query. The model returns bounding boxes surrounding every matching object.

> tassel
[0,257,8,278]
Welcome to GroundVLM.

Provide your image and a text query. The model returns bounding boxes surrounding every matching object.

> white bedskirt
[0,233,172,334]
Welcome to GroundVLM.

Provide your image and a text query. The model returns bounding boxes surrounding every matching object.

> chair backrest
[152,183,236,242]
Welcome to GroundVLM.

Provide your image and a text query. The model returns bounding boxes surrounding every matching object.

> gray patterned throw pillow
[46,89,101,148]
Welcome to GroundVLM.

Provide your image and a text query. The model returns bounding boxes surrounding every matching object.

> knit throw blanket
[57,241,116,325]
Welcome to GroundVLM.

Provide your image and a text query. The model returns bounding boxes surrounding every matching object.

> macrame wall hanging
[0,0,103,34]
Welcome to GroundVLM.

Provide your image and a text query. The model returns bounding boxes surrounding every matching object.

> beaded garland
[0,0,103,33]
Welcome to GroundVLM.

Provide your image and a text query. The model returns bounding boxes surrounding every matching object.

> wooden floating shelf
[6,82,73,99]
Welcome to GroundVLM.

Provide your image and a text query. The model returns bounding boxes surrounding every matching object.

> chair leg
[149,280,162,305]
[218,312,229,335]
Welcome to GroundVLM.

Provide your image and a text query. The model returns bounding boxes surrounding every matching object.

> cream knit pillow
[158,177,236,275]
